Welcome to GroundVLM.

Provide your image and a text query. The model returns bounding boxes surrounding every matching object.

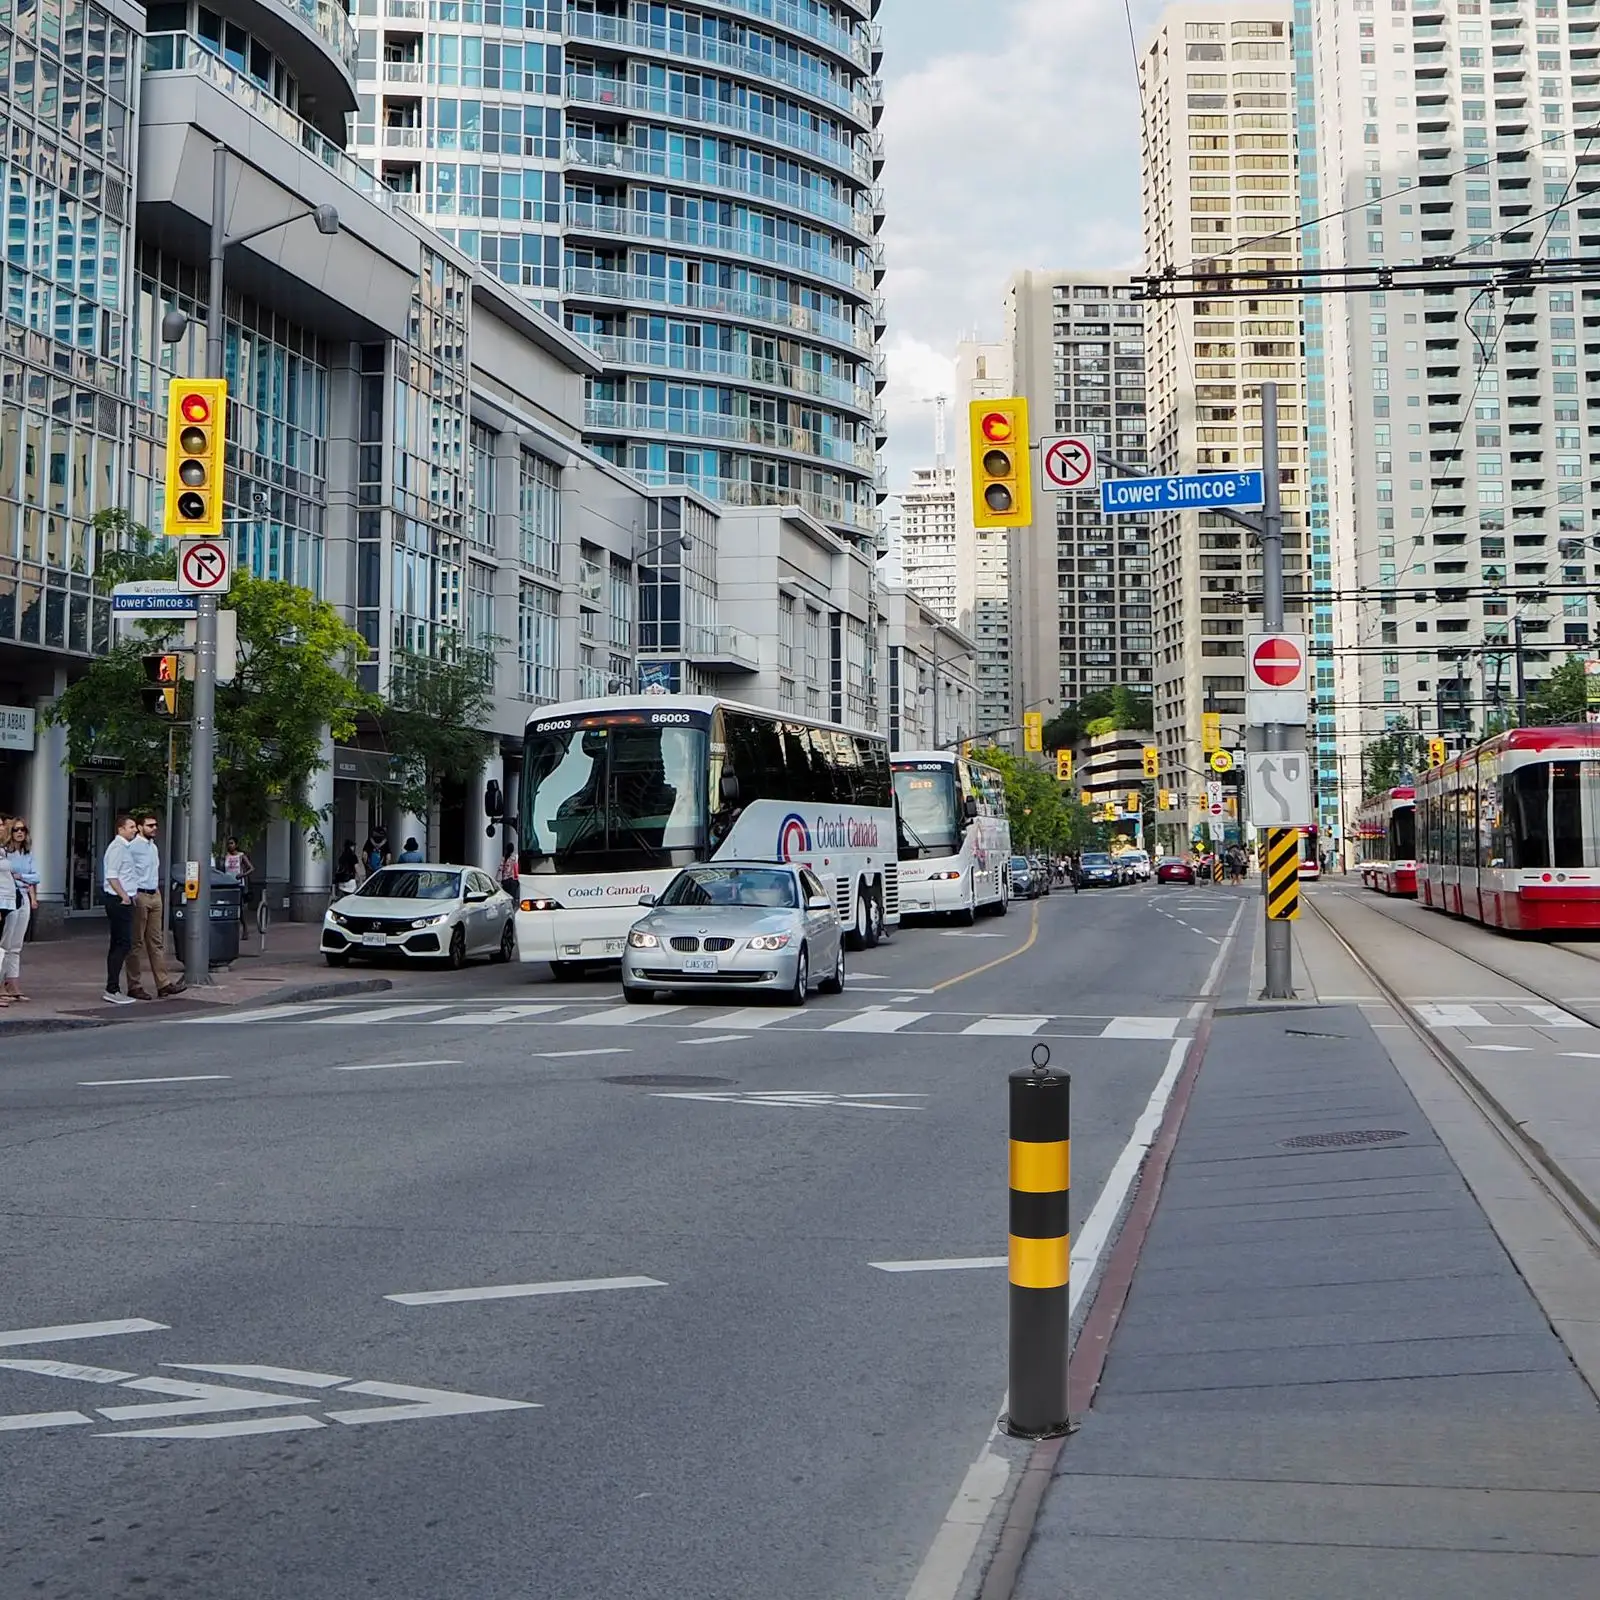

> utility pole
[1259,382,1292,1001]
[1513,613,1528,725]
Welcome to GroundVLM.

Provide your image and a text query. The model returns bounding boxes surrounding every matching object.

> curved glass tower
[559,0,885,546]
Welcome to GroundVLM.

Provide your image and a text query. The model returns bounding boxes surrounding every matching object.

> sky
[875,0,1169,493]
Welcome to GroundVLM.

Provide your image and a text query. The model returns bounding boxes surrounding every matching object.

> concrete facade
[898,464,957,625]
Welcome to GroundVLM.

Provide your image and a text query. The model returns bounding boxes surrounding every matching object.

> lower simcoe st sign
[1100,469,1265,516]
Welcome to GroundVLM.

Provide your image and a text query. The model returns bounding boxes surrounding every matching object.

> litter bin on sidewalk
[170,874,242,967]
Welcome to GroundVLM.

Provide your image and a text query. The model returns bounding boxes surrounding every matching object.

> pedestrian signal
[969,398,1032,529]
[1056,749,1074,782]
[1427,736,1447,768]
[164,378,228,537]
[141,652,181,717]
[1142,745,1159,779]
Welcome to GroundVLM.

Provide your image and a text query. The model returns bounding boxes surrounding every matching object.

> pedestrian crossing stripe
[184,1002,1183,1042]
[1264,827,1300,921]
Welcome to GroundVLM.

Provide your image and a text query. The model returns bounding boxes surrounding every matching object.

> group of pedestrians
[100,811,187,1006]
[0,809,39,1006]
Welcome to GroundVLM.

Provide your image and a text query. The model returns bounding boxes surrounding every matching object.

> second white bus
[891,751,1012,924]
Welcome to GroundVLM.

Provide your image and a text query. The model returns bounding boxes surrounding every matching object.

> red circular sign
[1251,635,1303,688]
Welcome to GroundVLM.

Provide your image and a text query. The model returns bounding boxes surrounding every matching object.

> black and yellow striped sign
[1265,827,1300,920]
[1212,854,1224,884]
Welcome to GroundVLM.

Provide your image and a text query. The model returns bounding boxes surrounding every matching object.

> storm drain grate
[1280,1129,1409,1150]
[603,1073,735,1089]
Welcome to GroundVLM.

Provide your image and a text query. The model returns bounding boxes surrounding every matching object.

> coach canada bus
[512,695,900,976]
[891,751,1011,923]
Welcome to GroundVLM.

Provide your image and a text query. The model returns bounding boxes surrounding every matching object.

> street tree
[1527,656,1589,725]
[1362,717,1423,797]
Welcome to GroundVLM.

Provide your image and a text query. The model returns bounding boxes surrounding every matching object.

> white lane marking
[96,1376,317,1422]
[107,1416,327,1440]
[1415,1003,1492,1028]
[183,1002,343,1025]
[0,1411,96,1431]
[937,931,1005,938]
[0,1319,167,1349]
[900,898,1242,1600]
[871,1257,1006,1273]
[388,1276,665,1307]
[850,986,937,994]
[1563,1051,1600,1060]
[334,1059,464,1073]
[79,1075,232,1086]
[0,1359,137,1383]
[1465,1044,1531,1053]
[654,1089,926,1112]
[325,1380,540,1427]
[1520,1003,1590,1029]
[687,1007,793,1030]
[317,1003,457,1025]
[688,1034,750,1044]
[166,1364,349,1388]
[846,972,890,979]
[959,1016,1048,1037]
[531,1047,631,1060]
[825,1010,930,1033]
[1100,1016,1180,1040]
[559,1005,664,1027]
[434,1004,565,1025]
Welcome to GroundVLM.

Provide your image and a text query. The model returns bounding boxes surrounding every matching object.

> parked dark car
[1077,851,1120,888]
[1155,857,1196,885]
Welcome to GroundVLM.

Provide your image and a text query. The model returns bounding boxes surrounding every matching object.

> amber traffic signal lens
[178,460,206,487]
[983,483,1014,513]
[176,491,206,520]
[179,426,207,454]
[983,448,1012,477]
[980,412,1012,443]
[180,394,211,424]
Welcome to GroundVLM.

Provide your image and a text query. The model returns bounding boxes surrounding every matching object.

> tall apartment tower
[900,465,959,623]
[953,338,1015,737]
[1301,0,1597,837]
[352,2,887,548]
[1141,1,1309,827]
[1005,271,1152,717]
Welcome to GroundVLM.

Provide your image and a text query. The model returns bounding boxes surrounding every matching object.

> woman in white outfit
[1,816,38,1001]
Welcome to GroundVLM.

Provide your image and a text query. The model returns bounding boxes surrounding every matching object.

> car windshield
[1081,853,1112,866]
[521,718,709,874]
[659,867,799,909]
[1009,856,1031,871]
[357,868,461,901]
[893,765,960,856]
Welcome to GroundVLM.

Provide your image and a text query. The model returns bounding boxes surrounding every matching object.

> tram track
[1310,888,1600,1256]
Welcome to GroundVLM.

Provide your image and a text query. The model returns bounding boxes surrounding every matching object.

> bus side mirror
[963,796,980,821]
[484,779,503,819]
[720,773,741,806]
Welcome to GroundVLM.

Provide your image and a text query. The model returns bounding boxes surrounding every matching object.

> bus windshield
[893,765,960,857]
[521,719,708,873]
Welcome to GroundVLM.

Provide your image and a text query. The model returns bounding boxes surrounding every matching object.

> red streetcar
[1354,787,1417,896]
[1414,725,1600,933]
[1297,824,1321,879]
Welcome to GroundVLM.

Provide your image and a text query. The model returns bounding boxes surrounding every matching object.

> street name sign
[1100,469,1264,516]
[111,580,196,617]
[1041,436,1096,490]
[1247,751,1314,828]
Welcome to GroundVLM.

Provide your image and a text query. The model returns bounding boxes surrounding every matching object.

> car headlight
[329,910,348,926]
[628,929,659,949]
[521,897,562,912]
[747,933,792,951]
[410,914,449,929]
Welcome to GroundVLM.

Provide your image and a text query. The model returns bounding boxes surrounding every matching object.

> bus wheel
[864,887,885,948]
[991,892,1008,917]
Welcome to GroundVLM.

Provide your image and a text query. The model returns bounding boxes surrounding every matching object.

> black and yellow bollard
[1005,1044,1071,1438]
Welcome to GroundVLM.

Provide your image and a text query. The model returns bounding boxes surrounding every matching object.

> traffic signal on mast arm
[1428,736,1447,768]
[142,653,181,717]
[969,398,1032,529]
[163,378,228,538]
[1056,748,1074,782]
[1142,745,1159,779]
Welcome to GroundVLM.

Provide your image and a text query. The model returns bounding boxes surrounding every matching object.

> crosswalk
[186,997,1184,1042]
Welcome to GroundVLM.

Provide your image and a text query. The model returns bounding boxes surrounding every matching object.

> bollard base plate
[999,1413,1076,1441]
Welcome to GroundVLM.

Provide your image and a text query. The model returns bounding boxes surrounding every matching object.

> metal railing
[585,400,875,469]
[577,334,874,411]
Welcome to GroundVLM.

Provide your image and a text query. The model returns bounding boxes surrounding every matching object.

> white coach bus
[512,696,900,976]
[891,751,1012,923]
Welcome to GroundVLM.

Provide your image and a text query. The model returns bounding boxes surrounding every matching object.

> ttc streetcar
[1414,724,1600,933]
[1354,787,1417,896]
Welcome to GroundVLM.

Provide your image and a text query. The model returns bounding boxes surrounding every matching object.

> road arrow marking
[0,1319,166,1349]
[387,1276,665,1307]
[325,1381,540,1426]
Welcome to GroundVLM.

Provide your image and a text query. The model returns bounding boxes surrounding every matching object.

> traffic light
[1079,788,1092,807]
[1142,745,1159,779]
[1126,790,1141,815]
[1428,736,1447,768]
[1201,712,1222,754]
[142,653,180,717]
[163,377,228,537]
[969,398,1032,528]
[1022,710,1043,753]
[1056,749,1074,782]
[1158,789,1172,810]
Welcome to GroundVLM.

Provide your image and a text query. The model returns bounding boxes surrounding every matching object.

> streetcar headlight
[747,933,792,951]
[628,929,659,949]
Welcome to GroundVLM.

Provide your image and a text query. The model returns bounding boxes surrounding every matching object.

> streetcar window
[1552,762,1584,869]
[1391,808,1416,859]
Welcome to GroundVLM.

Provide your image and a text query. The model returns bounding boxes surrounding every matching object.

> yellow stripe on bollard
[1008,1232,1071,1290]
[1009,1138,1070,1193]
[1265,827,1301,921]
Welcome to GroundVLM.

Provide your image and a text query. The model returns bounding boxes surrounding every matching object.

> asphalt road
[0,881,1245,1600]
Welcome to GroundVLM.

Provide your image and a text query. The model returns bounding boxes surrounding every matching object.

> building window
[517,581,558,701]
[519,449,560,576]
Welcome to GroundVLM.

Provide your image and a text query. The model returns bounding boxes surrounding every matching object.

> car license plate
[605,939,624,955]
[681,956,718,973]
[361,932,386,947]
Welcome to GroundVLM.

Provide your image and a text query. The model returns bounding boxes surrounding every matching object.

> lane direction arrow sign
[1247,752,1314,827]
[1042,436,1096,490]
[178,538,231,594]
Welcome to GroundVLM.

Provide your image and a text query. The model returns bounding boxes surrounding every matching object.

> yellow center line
[926,900,1041,993]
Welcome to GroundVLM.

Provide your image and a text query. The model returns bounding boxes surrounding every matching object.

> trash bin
[170,874,242,967]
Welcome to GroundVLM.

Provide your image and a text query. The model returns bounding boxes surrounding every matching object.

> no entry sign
[1248,633,1305,692]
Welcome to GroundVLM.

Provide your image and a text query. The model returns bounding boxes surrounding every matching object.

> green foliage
[1109,685,1154,731]
[47,519,372,850]
[378,638,499,847]
[1083,715,1116,737]
[1527,656,1590,726]
[973,744,1093,854]
[1044,686,1151,750]
[1362,717,1423,797]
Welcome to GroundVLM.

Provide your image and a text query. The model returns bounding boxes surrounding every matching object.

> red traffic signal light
[969,398,1032,528]
[979,410,1013,443]
[179,392,211,425]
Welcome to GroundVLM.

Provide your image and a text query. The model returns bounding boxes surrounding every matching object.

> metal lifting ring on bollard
[1005,1047,1072,1439]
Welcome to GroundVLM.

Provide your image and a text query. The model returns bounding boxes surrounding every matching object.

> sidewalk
[0,915,388,1032]
[1011,919,1600,1598]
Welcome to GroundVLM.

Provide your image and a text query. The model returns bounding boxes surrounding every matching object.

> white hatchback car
[322,865,516,969]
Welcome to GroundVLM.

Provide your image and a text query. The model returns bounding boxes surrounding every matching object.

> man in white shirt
[102,814,139,1005]
[126,811,181,999]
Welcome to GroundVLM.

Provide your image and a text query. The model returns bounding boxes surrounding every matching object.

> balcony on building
[685,625,761,674]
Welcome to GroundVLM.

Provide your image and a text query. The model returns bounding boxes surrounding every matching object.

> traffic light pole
[183,141,227,987]
[1260,382,1293,1001]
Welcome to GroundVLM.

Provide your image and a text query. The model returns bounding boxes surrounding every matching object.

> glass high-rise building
[352,1,886,549]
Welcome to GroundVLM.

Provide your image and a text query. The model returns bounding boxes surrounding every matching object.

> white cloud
[875,0,1166,489]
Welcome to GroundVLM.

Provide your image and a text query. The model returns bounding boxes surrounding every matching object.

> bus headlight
[628,929,659,949]
[747,933,792,951]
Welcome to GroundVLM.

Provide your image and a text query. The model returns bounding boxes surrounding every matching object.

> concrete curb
[0,977,391,1036]
[0,1014,108,1035]
[256,976,393,1007]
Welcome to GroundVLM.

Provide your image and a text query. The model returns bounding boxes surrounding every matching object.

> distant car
[1009,855,1038,899]
[1118,850,1152,882]
[1077,851,1120,888]
[620,861,844,1006]
[322,865,516,969]
[1155,857,1196,885]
